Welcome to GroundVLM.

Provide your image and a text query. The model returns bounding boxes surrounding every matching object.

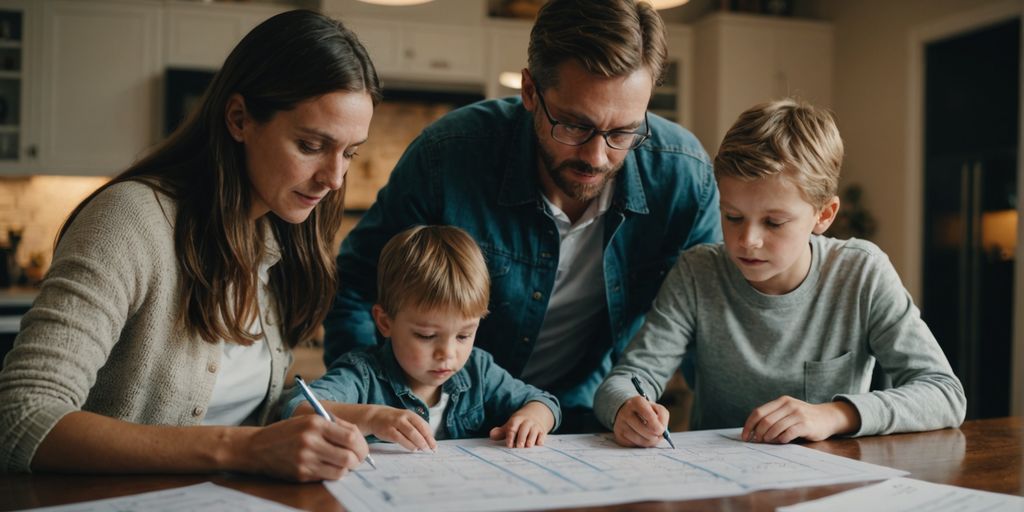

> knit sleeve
[0,182,168,472]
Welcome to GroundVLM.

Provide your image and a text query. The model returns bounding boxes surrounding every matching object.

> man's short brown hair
[528,0,668,89]
[714,98,844,209]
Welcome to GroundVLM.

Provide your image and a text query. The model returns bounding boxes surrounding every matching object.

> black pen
[295,375,377,469]
[631,374,676,449]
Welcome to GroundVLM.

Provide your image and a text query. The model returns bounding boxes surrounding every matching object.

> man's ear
[225,93,247,143]
[520,68,538,113]
[813,195,841,235]
[372,304,392,338]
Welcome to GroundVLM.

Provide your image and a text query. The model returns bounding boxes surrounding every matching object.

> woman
[0,10,380,481]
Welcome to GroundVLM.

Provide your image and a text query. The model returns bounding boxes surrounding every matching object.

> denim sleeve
[476,349,562,432]
[281,357,369,418]
[324,136,439,367]
[684,161,722,248]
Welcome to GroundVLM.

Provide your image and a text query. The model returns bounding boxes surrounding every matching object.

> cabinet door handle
[26,144,36,159]
[428,59,450,70]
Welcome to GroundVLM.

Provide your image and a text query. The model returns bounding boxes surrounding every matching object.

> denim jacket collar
[498,106,649,215]
[375,340,472,403]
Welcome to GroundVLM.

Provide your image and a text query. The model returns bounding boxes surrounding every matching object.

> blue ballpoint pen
[294,375,377,469]
[631,374,677,449]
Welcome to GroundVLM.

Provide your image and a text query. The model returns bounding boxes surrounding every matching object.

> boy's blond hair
[714,98,844,209]
[377,225,490,319]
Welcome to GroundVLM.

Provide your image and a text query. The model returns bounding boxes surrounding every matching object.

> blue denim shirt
[326,97,721,411]
[283,342,561,439]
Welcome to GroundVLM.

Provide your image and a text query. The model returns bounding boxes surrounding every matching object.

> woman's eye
[724,215,742,223]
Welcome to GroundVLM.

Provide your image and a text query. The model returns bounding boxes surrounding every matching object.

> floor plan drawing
[326,428,908,512]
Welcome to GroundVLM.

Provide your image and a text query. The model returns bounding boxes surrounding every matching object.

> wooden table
[1,417,1020,511]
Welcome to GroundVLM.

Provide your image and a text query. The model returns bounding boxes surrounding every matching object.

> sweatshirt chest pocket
[803,351,856,404]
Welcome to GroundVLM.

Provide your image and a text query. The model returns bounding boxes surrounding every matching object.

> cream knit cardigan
[0,181,293,472]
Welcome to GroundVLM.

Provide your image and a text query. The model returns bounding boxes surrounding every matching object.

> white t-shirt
[201,238,280,426]
[427,391,450,440]
[520,182,614,388]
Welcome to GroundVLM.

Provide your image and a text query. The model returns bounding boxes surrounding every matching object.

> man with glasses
[325,0,721,433]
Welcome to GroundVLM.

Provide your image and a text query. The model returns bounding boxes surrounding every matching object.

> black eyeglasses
[534,87,650,150]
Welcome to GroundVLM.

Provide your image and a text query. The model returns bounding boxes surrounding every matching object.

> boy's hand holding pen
[610,374,676,449]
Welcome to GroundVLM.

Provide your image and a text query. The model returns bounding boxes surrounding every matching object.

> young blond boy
[285,225,559,449]
[594,99,965,447]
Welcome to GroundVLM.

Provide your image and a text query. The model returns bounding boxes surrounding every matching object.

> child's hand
[612,396,671,448]
[489,401,555,448]
[365,405,438,452]
[741,396,861,444]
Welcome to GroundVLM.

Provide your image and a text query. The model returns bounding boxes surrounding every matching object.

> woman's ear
[371,304,392,338]
[224,93,247,143]
[813,195,841,235]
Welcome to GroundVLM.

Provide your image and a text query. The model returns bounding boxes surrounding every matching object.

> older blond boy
[595,99,965,447]
[285,226,560,449]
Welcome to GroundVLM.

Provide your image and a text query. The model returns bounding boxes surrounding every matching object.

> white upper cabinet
[693,12,833,155]
[346,18,484,84]
[164,1,286,70]
[484,19,530,100]
[38,0,162,175]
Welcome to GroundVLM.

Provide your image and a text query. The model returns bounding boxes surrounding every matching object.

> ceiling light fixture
[643,0,690,9]
[355,0,434,5]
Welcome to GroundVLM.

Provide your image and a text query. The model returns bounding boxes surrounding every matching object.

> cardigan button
[192,406,204,417]
[207,362,218,373]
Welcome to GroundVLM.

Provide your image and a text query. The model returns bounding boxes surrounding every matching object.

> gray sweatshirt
[594,236,966,436]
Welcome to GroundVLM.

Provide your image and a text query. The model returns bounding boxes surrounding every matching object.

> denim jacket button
[521,336,530,344]
[417,407,425,415]
[532,291,542,300]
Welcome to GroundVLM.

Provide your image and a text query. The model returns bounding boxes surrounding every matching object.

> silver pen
[295,375,377,469]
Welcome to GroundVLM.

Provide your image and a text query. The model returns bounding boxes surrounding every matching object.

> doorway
[922,18,1019,419]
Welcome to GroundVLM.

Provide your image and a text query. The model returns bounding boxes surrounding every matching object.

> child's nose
[739,225,763,249]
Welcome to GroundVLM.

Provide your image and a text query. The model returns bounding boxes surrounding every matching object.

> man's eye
[298,140,321,153]
[563,124,591,136]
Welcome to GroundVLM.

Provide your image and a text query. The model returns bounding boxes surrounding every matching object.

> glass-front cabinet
[0,0,36,174]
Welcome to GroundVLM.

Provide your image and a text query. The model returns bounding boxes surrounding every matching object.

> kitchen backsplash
[0,176,109,272]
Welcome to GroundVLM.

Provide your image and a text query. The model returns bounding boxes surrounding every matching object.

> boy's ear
[813,195,841,235]
[371,304,392,338]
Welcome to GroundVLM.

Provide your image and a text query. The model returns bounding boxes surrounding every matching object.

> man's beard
[538,140,623,203]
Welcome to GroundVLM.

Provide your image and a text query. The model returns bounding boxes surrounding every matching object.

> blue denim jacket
[283,341,561,439]
[326,97,721,411]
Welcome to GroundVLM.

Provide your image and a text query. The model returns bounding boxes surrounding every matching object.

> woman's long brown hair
[58,10,382,348]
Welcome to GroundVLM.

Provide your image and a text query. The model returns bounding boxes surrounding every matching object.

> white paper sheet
[20,482,302,512]
[325,428,908,512]
[777,477,1024,512]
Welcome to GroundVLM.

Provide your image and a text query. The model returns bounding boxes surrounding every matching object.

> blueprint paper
[19,482,302,512]
[325,428,908,512]
[777,477,1024,512]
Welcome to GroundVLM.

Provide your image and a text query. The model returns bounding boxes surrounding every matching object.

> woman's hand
[611,396,671,448]
[741,396,861,444]
[363,405,437,452]
[240,414,369,482]
[489,401,555,448]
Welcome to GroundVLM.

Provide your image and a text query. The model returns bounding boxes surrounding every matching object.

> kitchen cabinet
[0,0,39,174]
[484,19,530,99]
[38,0,162,175]
[164,0,285,70]
[693,12,833,156]
[346,17,484,85]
